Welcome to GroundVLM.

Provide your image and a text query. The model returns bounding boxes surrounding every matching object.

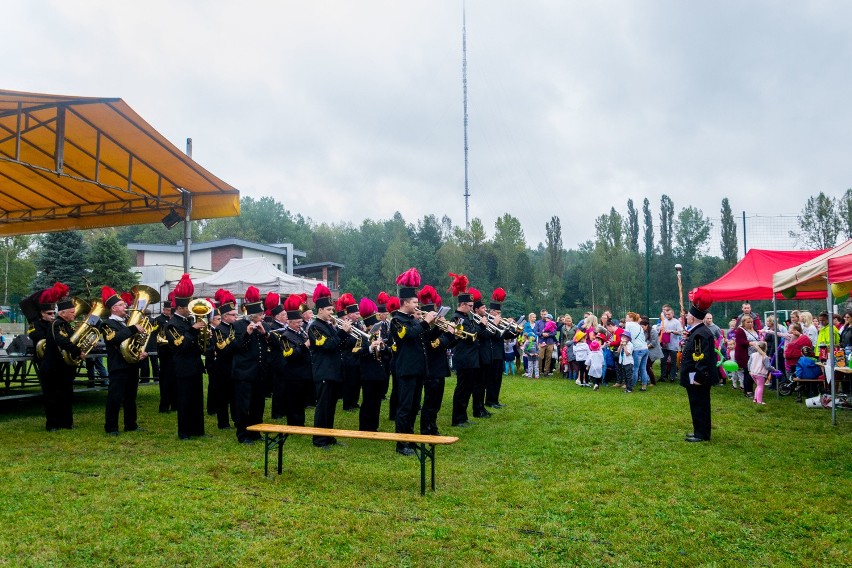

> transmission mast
[462,1,470,229]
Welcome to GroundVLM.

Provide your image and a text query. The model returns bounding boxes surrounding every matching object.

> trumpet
[416,308,477,340]
[331,315,371,341]
[489,313,525,335]
[472,312,502,334]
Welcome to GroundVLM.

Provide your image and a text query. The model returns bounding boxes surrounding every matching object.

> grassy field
[0,373,849,567]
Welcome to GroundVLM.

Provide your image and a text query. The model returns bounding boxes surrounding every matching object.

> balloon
[781,287,797,299]
[830,281,852,298]
[722,359,739,373]
[715,348,723,367]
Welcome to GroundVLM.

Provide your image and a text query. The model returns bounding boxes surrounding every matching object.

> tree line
[2,190,849,321]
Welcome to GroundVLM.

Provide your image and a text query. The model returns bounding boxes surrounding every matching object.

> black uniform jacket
[42,319,81,374]
[308,318,355,382]
[28,318,51,357]
[103,316,142,373]
[679,322,720,387]
[425,327,454,379]
[146,313,168,353]
[450,310,480,370]
[231,318,269,383]
[279,324,312,381]
[165,313,204,379]
[391,311,429,377]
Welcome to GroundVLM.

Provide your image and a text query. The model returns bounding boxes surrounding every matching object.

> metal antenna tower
[462,0,470,229]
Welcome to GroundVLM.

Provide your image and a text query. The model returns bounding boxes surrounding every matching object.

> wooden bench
[246,424,459,495]
[792,378,826,402]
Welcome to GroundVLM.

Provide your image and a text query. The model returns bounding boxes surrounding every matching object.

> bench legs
[261,432,289,477]
[412,443,438,496]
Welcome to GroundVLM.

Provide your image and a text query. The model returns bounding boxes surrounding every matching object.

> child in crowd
[748,341,776,405]
[520,335,529,376]
[726,338,743,389]
[573,331,590,386]
[504,337,517,375]
[524,334,540,379]
[560,344,569,378]
[587,340,604,390]
[615,331,635,392]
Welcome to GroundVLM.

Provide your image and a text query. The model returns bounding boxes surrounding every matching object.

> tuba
[63,298,109,366]
[188,298,214,351]
[120,285,160,363]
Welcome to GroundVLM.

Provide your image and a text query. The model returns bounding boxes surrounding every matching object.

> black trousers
[359,380,385,432]
[388,372,399,420]
[312,379,340,446]
[211,369,234,428]
[420,375,445,435]
[175,372,205,439]
[271,372,287,419]
[742,367,754,397]
[472,364,489,417]
[686,384,712,440]
[139,354,159,383]
[342,364,361,410]
[452,367,478,425]
[158,356,176,412]
[485,360,504,406]
[105,369,139,433]
[395,374,423,450]
[284,380,313,426]
[41,368,74,430]
[234,379,265,442]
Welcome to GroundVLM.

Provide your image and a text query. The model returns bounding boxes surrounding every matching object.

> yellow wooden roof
[0,89,239,236]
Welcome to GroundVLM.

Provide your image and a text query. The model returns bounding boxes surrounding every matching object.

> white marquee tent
[174,257,324,297]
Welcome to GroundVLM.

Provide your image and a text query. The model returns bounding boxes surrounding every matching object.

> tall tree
[642,198,654,255]
[659,195,675,258]
[626,199,640,253]
[675,206,712,261]
[837,188,852,240]
[790,192,839,249]
[0,236,33,305]
[200,196,312,250]
[720,197,739,266]
[544,216,564,278]
[88,232,139,293]
[32,231,88,295]
[493,214,525,290]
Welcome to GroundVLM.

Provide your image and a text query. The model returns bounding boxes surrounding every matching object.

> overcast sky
[6,1,851,250]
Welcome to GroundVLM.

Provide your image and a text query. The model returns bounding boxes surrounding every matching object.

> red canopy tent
[697,249,828,301]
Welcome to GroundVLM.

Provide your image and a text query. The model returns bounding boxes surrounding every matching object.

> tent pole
[826,278,837,425]
[182,138,193,274]
[773,295,779,399]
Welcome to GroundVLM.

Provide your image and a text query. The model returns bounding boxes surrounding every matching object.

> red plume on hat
[386,295,400,312]
[174,273,194,298]
[689,287,713,311]
[168,290,176,304]
[377,291,390,306]
[264,292,281,315]
[339,292,357,308]
[101,285,118,305]
[418,285,437,305]
[448,273,469,297]
[121,292,134,306]
[40,282,67,305]
[492,288,506,302]
[359,297,377,319]
[469,287,482,302]
[395,268,421,287]
[244,285,261,304]
[434,292,443,308]
[312,283,332,304]
[214,288,232,306]
[284,294,303,312]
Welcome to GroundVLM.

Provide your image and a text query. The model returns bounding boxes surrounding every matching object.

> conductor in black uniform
[164,274,206,440]
[679,289,719,442]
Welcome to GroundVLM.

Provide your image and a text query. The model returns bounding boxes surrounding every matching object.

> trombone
[330,315,371,341]
[472,312,503,334]
[415,308,477,340]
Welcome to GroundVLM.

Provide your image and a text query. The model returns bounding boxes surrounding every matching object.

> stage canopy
[697,248,828,302]
[0,89,239,236]
[182,257,323,298]
[772,239,852,296]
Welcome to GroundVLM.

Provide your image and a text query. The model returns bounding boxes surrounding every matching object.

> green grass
[0,374,850,566]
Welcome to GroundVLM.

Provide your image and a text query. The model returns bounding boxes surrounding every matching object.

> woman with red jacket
[783,323,812,373]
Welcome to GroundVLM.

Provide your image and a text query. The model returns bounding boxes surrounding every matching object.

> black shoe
[47,427,60,432]
[396,447,415,456]
[685,436,708,442]
[452,421,472,428]
[491,403,504,409]
[125,427,145,432]
[239,439,255,445]
[219,425,233,430]
[473,410,492,418]
[106,430,120,436]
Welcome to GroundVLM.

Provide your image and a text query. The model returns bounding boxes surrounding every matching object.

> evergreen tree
[493,214,525,291]
[659,195,674,258]
[790,192,839,249]
[544,216,564,278]
[32,231,88,295]
[720,198,739,266]
[836,188,852,240]
[88,232,139,293]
